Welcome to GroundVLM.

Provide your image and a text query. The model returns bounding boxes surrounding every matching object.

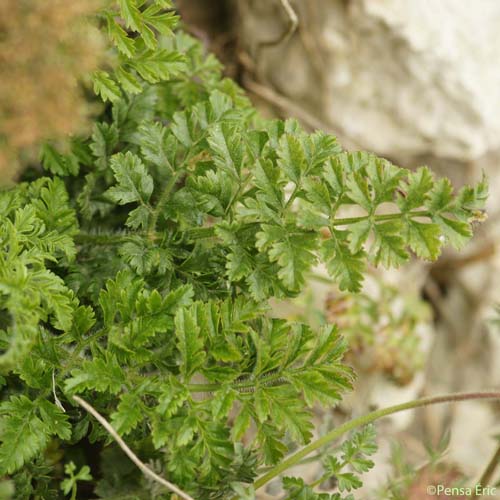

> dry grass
[0,0,105,183]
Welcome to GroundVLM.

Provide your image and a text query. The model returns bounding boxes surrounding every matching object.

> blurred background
[0,0,104,183]
[176,0,500,498]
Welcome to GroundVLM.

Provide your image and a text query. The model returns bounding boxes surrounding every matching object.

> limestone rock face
[237,0,500,166]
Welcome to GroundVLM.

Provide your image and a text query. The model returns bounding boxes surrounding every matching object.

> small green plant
[61,462,92,500]
[282,276,431,384]
[0,1,497,498]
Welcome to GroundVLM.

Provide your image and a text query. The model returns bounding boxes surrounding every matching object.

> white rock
[238,0,500,164]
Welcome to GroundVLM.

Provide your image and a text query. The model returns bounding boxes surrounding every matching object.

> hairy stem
[469,442,500,499]
[185,210,433,241]
[76,209,434,246]
[74,232,138,245]
[187,371,287,394]
[149,171,181,232]
[73,396,195,500]
[253,391,500,491]
[330,210,432,226]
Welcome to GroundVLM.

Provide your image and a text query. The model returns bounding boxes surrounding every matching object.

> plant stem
[252,391,500,491]
[257,0,298,50]
[77,209,433,246]
[284,184,301,211]
[225,172,253,216]
[330,210,431,226]
[184,210,433,241]
[308,272,334,285]
[185,226,217,240]
[469,441,500,499]
[187,372,286,393]
[309,460,347,489]
[149,172,181,232]
[73,396,195,500]
[74,232,138,245]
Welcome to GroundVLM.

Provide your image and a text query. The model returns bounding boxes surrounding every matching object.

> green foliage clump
[0,0,488,498]
[272,275,432,385]
[322,280,431,384]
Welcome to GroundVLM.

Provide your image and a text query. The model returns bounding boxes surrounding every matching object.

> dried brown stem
[73,395,195,500]
[243,76,328,132]
[259,0,298,49]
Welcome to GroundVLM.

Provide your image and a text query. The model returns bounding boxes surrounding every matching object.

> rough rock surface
[237,0,500,168]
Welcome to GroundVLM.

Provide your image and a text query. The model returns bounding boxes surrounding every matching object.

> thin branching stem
[75,209,434,246]
[469,442,500,499]
[252,391,500,492]
[149,171,181,232]
[330,210,432,226]
[73,396,195,500]
[184,210,433,241]
[258,0,298,49]
[187,371,288,394]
